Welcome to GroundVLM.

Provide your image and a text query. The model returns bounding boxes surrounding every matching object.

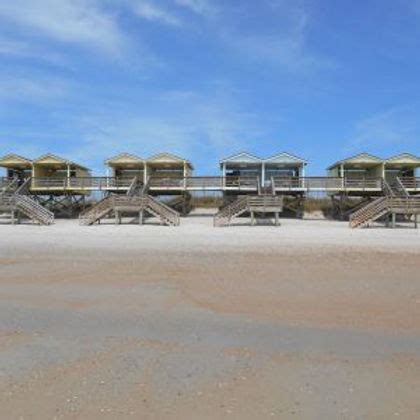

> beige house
[146,153,193,179]
[328,153,384,179]
[0,153,33,180]
[31,153,90,191]
[220,152,307,188]
[328,152,420,181]
[384,153,420,181]
[105,153,146,182]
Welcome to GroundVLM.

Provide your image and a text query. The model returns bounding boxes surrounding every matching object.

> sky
[0,0,420,175]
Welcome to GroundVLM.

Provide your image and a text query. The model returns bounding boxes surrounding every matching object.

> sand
[0,211,419,419]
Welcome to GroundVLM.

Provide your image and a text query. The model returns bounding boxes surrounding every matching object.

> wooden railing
[399,177,420,191]
[272,177,383,191]
[31,177,134,190]
[349,196,420,228]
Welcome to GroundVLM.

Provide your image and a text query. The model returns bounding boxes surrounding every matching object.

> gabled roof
[264,152,307,165]
[220,152,262,164]
[147,152,193,169]
[34,153,89,170]
[385,153,420,165]
[0,153,33,168]
[105,153,144,165]
[328,152,383,169]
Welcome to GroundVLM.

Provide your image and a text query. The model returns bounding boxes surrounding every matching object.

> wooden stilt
[392,212,396,228]
[275,212,279,226]
[115,210,119,225]
[139,210,144,225]
[251,211,255,226]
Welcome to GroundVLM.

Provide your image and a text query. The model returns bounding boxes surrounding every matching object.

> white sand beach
[0,213,419,419]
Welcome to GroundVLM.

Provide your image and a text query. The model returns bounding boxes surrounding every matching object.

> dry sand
[0,210,419,419]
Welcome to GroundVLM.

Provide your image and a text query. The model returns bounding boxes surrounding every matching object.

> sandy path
[0,216,419,419]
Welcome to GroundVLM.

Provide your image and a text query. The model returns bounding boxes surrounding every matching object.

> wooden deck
[2,176,419,195]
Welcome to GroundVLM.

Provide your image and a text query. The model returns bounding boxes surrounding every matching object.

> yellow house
[328,153,384,179]
[105,153,146,182]
[384,153,420,181]
[0,153,33,180]
[31,153,90,191]
[146,153,193,179]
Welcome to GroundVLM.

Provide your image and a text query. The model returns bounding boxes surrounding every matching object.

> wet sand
[0,214,419,419]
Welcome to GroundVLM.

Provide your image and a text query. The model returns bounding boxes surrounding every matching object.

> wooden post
[251,211,255,226]
[275,212,279,226]
[115,210,119,225]
[415,214,418,229]
[11,210,15,225]
[392,212,396,228]
[139,210,144,225]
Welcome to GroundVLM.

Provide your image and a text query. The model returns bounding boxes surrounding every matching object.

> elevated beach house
[31,153,90,192]
[0,153,33,180]
[220,152,307,188]
[105,153,146,184]
[384,153,420,181]
[146,153,193,179]
[327,153,384,180]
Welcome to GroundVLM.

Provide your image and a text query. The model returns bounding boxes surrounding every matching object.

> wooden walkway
[17,176,420,194]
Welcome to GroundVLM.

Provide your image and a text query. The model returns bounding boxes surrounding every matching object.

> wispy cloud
[174,0,215,16]
[219,2,335,73]
[345,107,420,154]
[0,73,70,102]
[134,1,182,26]
[0,0,125,54]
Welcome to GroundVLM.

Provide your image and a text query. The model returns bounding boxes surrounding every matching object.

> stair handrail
[14,177,32,196]
[395,177,409,198]
[141,176,150,196]
[146,195,180,225]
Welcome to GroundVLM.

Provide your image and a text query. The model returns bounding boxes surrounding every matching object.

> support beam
[139,210,144,225]
[392,212,396,228]
[261,162,265,189]
[251,211,255,226]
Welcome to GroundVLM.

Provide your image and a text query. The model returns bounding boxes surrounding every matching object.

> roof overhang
[219,152,262,167]
[148,153,193,169]
[105,153,144,167]
[0,153,33,169]
[33,154,89,171]
[264,152,307,166]
[328,153,383,170]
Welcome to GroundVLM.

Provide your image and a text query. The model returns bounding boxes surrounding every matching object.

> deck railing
[27,175,404,192]
[31,177,134,190]
[399,177,420,191]
[272,177,383,191]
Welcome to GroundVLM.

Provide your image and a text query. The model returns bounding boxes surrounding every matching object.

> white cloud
[222,4,334,73]
[174,0,215,16]
[346,107,420,153]
[0,0,125,54]
[0,38,73,68]
[0,74,69,101]
[134,1,182,26]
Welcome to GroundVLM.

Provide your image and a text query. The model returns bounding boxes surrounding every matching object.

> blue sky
[0,0,419,175]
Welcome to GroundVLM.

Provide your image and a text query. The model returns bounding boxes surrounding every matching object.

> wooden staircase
[79,194,180,226]
[349,178,420,228]
[0,178,54,225]
[214,195,284,227]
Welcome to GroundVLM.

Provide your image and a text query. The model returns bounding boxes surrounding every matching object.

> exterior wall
[224,164,261,178]
[328,167,340,177]
[147,164,185,178]
[342,164,383,179]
